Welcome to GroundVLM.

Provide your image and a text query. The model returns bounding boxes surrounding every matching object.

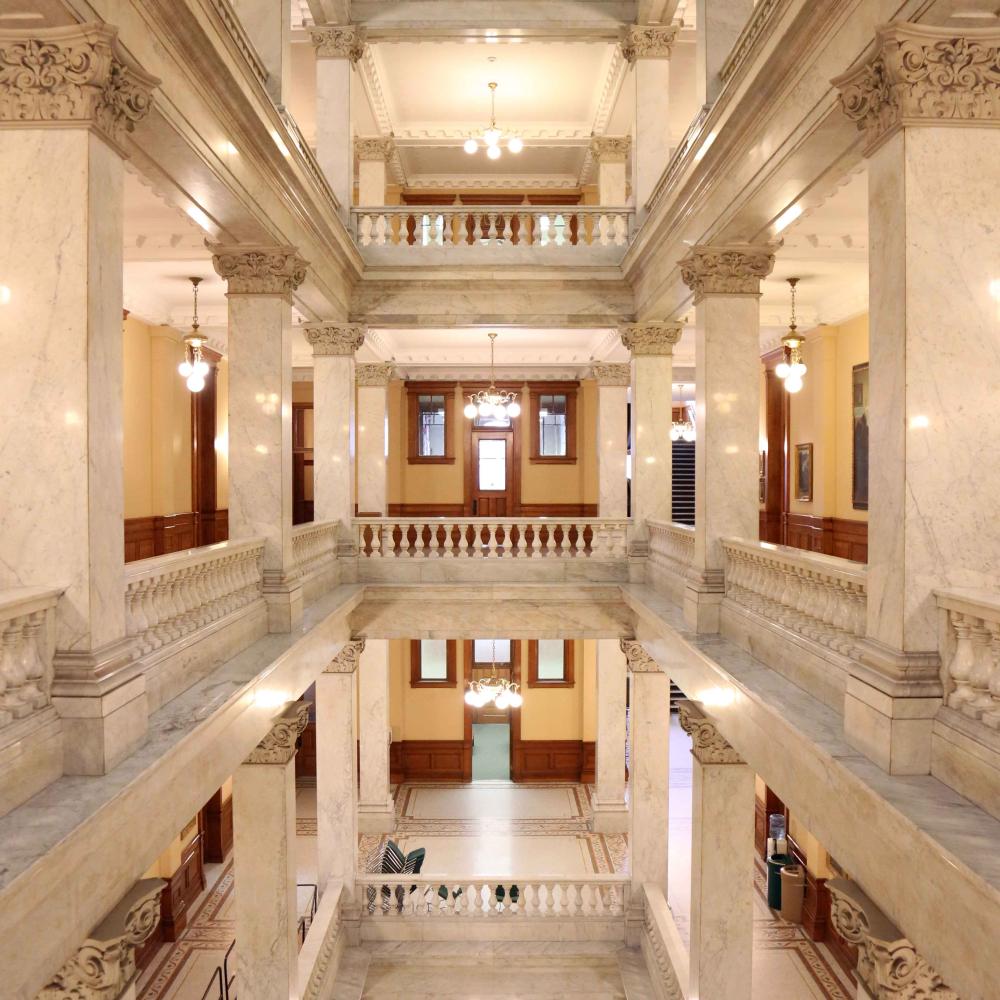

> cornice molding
[679,243,778,302]
[590,135,631,162]
[401,173,582,191]
[245,701,311,765]
[621,24,678,62]
[355,135,394,161]
[619,322,683,355]
[356,361,395,386]
[324,639,366,673]
[619,638,660,673]
[833,23,1000,154]
[676,701,744,764]
[0,23,159,157]
[590,362,631,386]
[304,322,367,356]
[309,24,366,61]
[209,244,308,296]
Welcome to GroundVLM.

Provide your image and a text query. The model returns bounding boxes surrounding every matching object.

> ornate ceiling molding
[309,24,366,61]
[590,362,631,386]
[0,23,159,157]
[676,701,744,764]
[209,244,308,296]
[619,322,683,355]
[833,23,1000,154]
[620,24,678,62]
[245,701,311,765]
[679,243,778,302]
[619,639,660,673]
[324,639,366,673]
[304,322,367,356]
[356,361,396,386]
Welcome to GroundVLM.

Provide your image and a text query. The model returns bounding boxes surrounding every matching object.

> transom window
[473,638,512,665]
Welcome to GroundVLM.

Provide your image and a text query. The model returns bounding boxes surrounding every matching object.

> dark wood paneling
[782,513,868,564]
[399,740,470,782]
[202,790,233,864]
[296,720,317,779]
[518,503,599,517]
[157,512,199,554]
[831,518,868,563]
[386,503,466,517]
[124,511,230,563]
[581,741,596,784]
[512,740,584,782]
[389,741,404,784]
[802,872,831,942]
[160,833,205,941]
[125,516,157,562]
[191,355,221,546]
[760,352,789,544]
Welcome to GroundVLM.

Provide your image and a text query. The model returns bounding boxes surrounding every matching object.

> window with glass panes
[417,394,446,456]
[410,639,456,686]
[537,394,567,456]
[528,639,574,687]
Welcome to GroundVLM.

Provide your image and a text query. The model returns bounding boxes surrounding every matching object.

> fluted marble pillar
[591,364,630,518]
[317,641,364,899]
[356,136,393,207]
[592,639,628,833]
[310,27,365,215]
[0,25,158,774]
[590,137,631,207]
[233,702,309,1000]
[833,24,1000,774]
[212,245,308,633]
[620,324,683,542]
[678,701,753,1000]
[356,363,394,516]
[696,0,755,104]
[680,243,776,632]
[358,638,394,833]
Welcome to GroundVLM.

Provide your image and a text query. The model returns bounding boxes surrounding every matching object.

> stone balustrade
[351,206,634,249]
[936,589,1000,731]
[647,519,695,572]
[124,539,265,657]
[721,538,867,658]
[640,885,686,1000]
[292,520,340,581]
[0,587,62,730]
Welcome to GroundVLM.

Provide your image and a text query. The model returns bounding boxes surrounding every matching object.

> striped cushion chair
[366,840,405,914]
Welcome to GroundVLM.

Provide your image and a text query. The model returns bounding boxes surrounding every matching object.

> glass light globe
[464,402,478,419]
[670,426,681,442]
[486,144,501,161]
[194,359,210,377]
[508,136,523,154]
[474,690,490,708]
[784,374,803,394]
[495,691,511,710]
[186,373,206,392]
[483,127,501,146]
[508,690,523,708]
[465,689,478,706]
[507,401,521,418]
[178,360,193,377]
[478,401,490,417]
[496,403,508,420]
[463,137,478,155]
[774,361,791,379]
[790,361,807,377]
[682,426,696,443]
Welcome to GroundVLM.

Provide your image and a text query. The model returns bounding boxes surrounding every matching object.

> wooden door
[469,431,514,516]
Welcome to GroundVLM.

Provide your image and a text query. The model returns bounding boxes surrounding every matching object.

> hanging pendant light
[178,277,210,393]
[462,82,523,159]
[775,277,806,394]
[464,639,523,709]
[463,332,520,420]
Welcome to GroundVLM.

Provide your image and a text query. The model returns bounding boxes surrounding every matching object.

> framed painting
[852,363,869,510]
[795,443,813,502]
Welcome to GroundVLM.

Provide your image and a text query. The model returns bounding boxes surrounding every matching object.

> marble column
[356,363,395,516]
[358,638,394,833]
[623,25,677,213]
[696,0,755,104]
[231,0,291,103]
[620,640,669,898]
[592,639,629,833]
[679,243,777,632]
[0,24,158,774]
[304,323,366,548]
[316,640,365,899]
[678,701,754,1000]
[591,363,631,519]
[355,136,393,207]
[310,26,366,215]
[212,245,308,633]
[233,701,309,1000]
[590,136,631,207]
[833,24,1000,774]
[620,324,683,544]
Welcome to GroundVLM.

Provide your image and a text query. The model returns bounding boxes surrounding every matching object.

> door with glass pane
[470,431,514,516]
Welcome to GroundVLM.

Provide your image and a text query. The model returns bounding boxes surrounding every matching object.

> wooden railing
[936,589,1000,731]
[0,587,62,730]
[350,206,634,249]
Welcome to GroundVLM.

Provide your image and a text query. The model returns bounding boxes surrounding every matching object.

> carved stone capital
[827,879,959,999]
[679,243,777,302]
[245,700,311,765]
[619,322,683,356]
[37,878,164,1000]
[590,362,631,386]
[619,638,660,673]
[356,361,396,387]
[621,24,678,62]
[590,135,631,162]
[309,25,366,61]
[209,244,308,297]
[304,322,367,356]
[0,24,159,156]
[677,700,744,764]
[324,639,366,673]
[355,135,394,161]
[833,23,1000,154]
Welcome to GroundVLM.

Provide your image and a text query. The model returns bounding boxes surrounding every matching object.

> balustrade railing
[350,206,634,249]
[721,538,867,657]
[647,520,695,575]
[0,587,62,730]
[355,518,629,560]
[292,520,339,580]
[124,539,265,657]
[936,590,1000,731]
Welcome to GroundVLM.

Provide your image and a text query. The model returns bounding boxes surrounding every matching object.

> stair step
[332,947,372,1000]
[617,948,658,1000]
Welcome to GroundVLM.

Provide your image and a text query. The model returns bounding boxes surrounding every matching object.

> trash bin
[766,853,793,909]
[779,864,806,923]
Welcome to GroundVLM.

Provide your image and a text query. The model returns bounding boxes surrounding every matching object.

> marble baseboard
[356,559,630,585]
[358,917,627,944]
[0,709,63,818]
[930,711,1000,823]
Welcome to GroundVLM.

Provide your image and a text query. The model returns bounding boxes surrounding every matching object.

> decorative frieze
[0,24,159,155]
[309,25,366,61]
[621,24,678,62]
[304,322,367,356]
[324,639,366,673]
[619,638,660,673]
[590,362,631,386]
[833,24,1000,153]
[619,322,683,356]
[827,879,959,999]
[355,135,394,161]
[356,361,395,387]
[210,244,308,296]
[679,243,777,302]
[589,135,631,162]
[245,700,311,765]
[677,700,744,764]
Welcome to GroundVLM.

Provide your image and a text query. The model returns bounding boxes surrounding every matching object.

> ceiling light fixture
[464,639,523,710]
[178,277,210,393]
[463,82,523,159]
[775,277,807,394]
[463,332,520,420]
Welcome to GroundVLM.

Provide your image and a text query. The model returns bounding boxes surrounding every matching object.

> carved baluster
[20,610,49,709]
[982,623,1000,730]
[483,524,497,558]
[358,214,373,246]
[597,213,610,246]
[500,213,511,243]
[485,212,498,243]
[0,621,29,718]
[613,213,628,246]
[945,611,977,710]
[964,618,995,719]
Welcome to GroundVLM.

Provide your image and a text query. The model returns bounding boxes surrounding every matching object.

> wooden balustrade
[0,587,62,729]
[936,590,1000,731]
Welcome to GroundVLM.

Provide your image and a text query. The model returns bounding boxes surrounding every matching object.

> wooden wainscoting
[202,790,233,864]
[398,740,471,782]
[390,741,404,784]
[581,741,596,784]
[511,739,585,782]
[782,514,868,563]
[387,503,466,517]
[124,510,229,562]
[160,832,205,941]
[296,720,317,779]
[518,503,598,517]
[386,502,598,518]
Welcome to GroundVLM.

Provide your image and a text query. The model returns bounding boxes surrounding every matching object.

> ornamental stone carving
[827,879,959,999]
[619,322,683,356]
[324,638,366,673]
[621,24,678,62]
[304,322,367,356]
[210,244,308,296]
[590,362,631,386]
[356,361,396,387]
[679,243,777,302]
[676,700,744,764]
[590,135,631,162]
[37,878,164,1000]
[309,25,366,61]
[619,639,660,673]
[355,135,394,161]
[833,23,1000,153]
[0,23,159,155]
[245,700,311,765]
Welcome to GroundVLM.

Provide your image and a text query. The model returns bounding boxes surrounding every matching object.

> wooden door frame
[462,382,522,516]
[463,639,521,781]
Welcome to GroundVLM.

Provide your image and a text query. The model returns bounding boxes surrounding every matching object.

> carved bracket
[676,700,744,764]
[245,700,311,765]
[324,638,366,673]
[619,638,660,673]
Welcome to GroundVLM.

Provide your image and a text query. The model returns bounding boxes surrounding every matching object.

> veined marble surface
[314,353,356,527]
[635,58,672,213]
[357,383,388,515]
[596,385,629,519]
[631,353,674,525]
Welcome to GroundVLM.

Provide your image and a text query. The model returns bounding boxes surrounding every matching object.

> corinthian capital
[590,362,631,386]
[355,135,394,161]
[304,322,367,356]
[619,322,683,356]
[677,701,744,764]
[833,23,1000,153]
[621,24,678,62]
[679,243,777,302]
[356,361,395,386]
[309,25,366,61]
[245,701,311,765]
[619,639,660,673]
[0,23,159,156]
[590,135,631,162]
[210,244,308,297]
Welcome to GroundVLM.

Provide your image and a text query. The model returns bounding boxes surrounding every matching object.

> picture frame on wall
[852,363,869,510]
[795,443,813,502]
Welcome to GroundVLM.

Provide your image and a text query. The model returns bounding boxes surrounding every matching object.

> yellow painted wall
[833,313,869,522]
[392,639,466,740]
[581,640,597,742]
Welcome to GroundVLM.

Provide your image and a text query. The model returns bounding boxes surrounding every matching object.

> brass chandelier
[464,639,523,710]
[178,276,210,393]
[463,332,521,420]
[463,82,523,160]
[775,277,807,394]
